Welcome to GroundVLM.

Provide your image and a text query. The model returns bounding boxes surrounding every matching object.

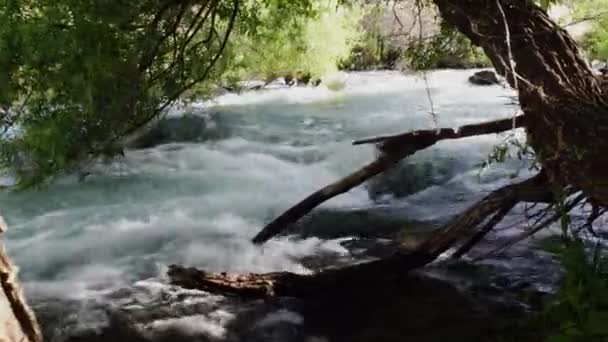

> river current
[0,70,566,341]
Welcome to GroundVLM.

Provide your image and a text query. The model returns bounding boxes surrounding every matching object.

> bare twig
[563,11,608,28]
[496,0,522,131]
[392,2,404,30]
[475,193,586,260]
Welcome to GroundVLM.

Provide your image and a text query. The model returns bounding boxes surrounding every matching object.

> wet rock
[367,159,455,201]
[42,228,562,342]
[469,70,500,85]
[220,85,240,93]
[298,238,403,272]
[249,84,264,91]
[240,80,266,91]
[128,114,225,149]
[284,74,295,87]
[299,272,534,342]
[290,206,434,240]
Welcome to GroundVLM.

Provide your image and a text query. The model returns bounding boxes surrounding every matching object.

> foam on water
[0,70,525,339]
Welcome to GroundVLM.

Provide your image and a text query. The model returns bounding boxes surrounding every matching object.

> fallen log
[252,115,525,244]
[172,173,551,298]
[0,217,42,342]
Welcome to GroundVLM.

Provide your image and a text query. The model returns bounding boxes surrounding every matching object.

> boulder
[128,114,223,149]
[468,70,500,85]
[436,55,470,69]
[284,74,295,86]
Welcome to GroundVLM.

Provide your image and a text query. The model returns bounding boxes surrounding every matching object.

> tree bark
[171,0,608,299]
[433,0,608,207]
[0,217,42,342]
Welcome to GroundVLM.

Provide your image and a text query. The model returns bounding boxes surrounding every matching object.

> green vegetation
[1,0,607,188]
[0,0,242,186]
[338,2,491,71]
[541,240,608,341]
[508,240,608,342]
[572,0,608,60]
[0,0,359,187]
[479,239,608,342]
[337,4,403,71]
[402,21,490,70]
[223,0,361,83]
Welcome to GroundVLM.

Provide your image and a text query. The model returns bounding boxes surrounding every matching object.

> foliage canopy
[0,0,358,186]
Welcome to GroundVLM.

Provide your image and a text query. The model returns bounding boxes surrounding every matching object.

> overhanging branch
[252,115,526,245]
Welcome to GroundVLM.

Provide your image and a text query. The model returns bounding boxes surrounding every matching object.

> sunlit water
[0,70,559,340]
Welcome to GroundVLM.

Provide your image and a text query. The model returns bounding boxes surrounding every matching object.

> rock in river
[469,70,500,85]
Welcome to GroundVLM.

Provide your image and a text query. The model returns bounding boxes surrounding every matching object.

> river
[0,70,565,341]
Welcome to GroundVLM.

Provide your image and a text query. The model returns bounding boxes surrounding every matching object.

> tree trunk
[0,217,42,342]
[434,0,608,206]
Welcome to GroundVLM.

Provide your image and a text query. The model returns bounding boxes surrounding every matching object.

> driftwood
[0,217,42,342]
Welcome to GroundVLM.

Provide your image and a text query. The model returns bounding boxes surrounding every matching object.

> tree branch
[252,115,526,244]
[353,115,524,146]
[452,201,516,258]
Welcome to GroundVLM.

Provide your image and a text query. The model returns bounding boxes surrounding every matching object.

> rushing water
[0,70,563,341]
